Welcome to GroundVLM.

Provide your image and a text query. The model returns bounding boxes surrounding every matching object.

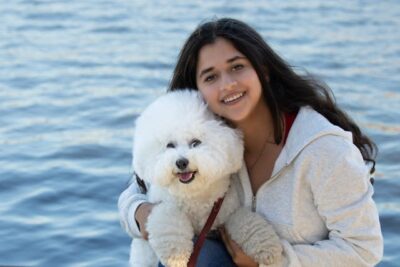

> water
[0,0,399,266]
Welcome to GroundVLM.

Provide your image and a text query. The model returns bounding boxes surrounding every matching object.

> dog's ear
[132,116,163,185]
[221,126,244,171]
[204,120,244,172]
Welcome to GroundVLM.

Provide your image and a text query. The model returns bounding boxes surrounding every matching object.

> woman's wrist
[135,202,148,228]
[134,202,155,239]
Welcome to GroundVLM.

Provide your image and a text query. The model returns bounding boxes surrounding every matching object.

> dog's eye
[166,142,175,148]
[189,139,201,148]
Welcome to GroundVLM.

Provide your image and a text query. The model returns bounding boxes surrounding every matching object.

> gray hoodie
[237,106,383,266]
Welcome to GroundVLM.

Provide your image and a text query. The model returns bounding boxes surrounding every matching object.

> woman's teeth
[223,92,244,103]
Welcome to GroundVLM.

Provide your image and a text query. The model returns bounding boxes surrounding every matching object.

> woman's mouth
[222,92,245,104]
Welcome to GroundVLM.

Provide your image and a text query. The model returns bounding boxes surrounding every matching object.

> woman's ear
[263,67,270,82]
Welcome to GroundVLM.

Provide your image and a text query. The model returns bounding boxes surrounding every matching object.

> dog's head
[133,90,243,198]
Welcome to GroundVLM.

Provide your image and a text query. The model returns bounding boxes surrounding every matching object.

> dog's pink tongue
[179,172,193,182]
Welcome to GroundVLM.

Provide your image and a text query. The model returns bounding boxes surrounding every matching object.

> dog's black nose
[176,158,189,170]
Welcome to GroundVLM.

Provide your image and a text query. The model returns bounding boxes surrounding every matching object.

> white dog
[130,90,282,267]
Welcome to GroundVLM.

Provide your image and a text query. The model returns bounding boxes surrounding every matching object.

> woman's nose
[221,74,237,91]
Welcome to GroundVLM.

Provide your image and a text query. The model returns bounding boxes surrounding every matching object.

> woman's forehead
[196,38,245,74]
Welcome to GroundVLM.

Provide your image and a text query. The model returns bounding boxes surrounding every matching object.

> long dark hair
[168,17,377,173]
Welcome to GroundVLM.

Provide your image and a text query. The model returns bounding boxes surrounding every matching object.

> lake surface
[0,0,399,266]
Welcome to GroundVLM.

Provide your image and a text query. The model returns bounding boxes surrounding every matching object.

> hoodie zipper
[250,166,287,212]
[252,195,257,212]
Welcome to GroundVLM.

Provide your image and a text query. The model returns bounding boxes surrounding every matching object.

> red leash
[187,197,225,267]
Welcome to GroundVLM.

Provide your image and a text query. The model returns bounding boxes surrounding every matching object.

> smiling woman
[119,17,383,267]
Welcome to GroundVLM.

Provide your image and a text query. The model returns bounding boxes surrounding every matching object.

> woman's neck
[235,101,276,155]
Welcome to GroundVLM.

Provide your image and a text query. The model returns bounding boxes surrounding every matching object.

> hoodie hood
[273,106,353,178]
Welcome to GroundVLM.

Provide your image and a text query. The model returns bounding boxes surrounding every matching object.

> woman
[119,18,383,266]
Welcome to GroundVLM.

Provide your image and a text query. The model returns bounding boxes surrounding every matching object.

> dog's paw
[129,238,158,267]
[163,254,191,267]
[153,242,192,267]
[226,207,283,265]
[147,203,194,266]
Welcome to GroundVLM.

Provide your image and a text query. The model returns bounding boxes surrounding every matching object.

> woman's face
[196,37,266,125]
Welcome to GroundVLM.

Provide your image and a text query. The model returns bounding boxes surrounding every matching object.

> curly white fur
[225,207,283,265]
[129,90,282,267]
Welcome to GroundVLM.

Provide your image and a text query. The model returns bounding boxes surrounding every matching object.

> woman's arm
[118,178,148,238]
[278,137,383,266]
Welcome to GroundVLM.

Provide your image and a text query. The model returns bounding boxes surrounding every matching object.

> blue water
[0,0,399,266]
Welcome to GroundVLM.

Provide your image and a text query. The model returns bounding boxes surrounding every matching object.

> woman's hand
[135,202,156,240]
[219,226,258,267]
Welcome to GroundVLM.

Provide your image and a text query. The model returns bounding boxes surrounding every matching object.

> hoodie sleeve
[118,178,148,238]
[260,136,383,267]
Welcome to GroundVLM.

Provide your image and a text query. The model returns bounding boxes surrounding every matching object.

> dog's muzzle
[175,157,196,183]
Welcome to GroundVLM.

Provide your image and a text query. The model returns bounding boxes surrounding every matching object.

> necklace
[246,132,274,172]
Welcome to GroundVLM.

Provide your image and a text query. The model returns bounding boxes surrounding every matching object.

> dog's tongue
[179,172,194,182]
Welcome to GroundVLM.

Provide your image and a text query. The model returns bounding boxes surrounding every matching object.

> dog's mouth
[177,171,196,184]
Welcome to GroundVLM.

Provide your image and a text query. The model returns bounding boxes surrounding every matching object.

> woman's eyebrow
[198,55,246,78]
[227,55,246,63]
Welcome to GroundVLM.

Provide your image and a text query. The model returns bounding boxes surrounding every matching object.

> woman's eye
[232,64,244,71]
[204,74,216,83]
[166,142,175,148]
[189,139,201,148]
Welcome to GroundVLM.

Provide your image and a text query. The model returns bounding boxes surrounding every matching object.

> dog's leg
[147,202,194,267]
[225,207,283,265]
[129,238,158,267]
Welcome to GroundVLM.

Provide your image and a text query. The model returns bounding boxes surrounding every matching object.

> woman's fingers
[219,226,258,267]
[219,226,235,257]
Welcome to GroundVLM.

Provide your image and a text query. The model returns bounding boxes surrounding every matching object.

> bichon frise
[129,90,282,267]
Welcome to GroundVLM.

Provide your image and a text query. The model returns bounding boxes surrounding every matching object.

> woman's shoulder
[290,107,368,173]
[302,132,361,162]
[285,106,358,163]
[299,131,370,185]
